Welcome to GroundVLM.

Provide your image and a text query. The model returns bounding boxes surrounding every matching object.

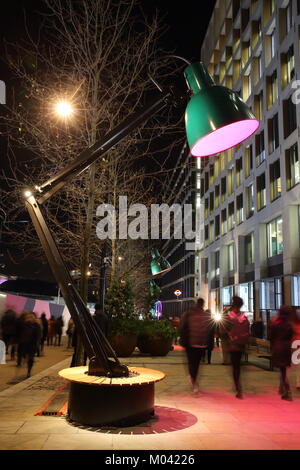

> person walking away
[47,316,55,346]
[227,296,250,399]
[66,318,74,349]
[17,312,42,377]
[0,310,17,360]
[270,306,294,401]
[40,313,48,355]
[179,298,212,394]
[93,304,109,338]
[54,316,64,346]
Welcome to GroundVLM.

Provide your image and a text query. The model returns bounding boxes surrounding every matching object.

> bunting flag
[49,302,64,319]
[33,300,51,319]
[4,294,27,313]
[24,298,36,312]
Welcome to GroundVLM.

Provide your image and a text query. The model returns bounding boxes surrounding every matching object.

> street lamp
[54,100,74,118]
[23,59,259,426]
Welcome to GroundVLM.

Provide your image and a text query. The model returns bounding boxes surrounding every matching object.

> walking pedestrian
[0,310,17,360]
[270,306,294,401]
[40,313,48,354]
[47,316,55,346]
[66,318,74,349]
[225,297,250,399]
[17,312,42,377]
[54,316,64,346]
[179,298,212,394]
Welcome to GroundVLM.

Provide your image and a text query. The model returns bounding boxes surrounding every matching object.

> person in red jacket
[225,296,250,399]
[270,306,294,401]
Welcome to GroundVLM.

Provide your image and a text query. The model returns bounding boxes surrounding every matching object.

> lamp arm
[37,86,184,204]
[25,84,186,377]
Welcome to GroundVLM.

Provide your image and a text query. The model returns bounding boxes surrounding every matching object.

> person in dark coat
[0,310,17,360]
[40,313,48,354]
[270,306,294,401]
[179,298,212,393]
[54,316,64,346]
[93,303,109,338]
[17,312,42,377]
[221,297,250,399]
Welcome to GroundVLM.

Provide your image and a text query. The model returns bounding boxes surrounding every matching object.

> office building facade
[198,0,300,336]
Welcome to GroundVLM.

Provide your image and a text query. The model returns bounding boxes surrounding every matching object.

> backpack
[228,313,250,345]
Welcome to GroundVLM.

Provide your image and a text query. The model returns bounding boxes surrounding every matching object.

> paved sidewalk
[0,347,300,450]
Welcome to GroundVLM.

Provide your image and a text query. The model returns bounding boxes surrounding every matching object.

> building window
[292,274,300,305]
[215,214,220,239]
[209,192,214,212]
[254,90,264,120]
[281,45,295,89]
[260,278,282,310]
[287,45,295,82]
[220,152,226,171]
[221,208,227,235]
[228,201,235,231]
[245,233,254,265]
[246,184,255,218]
[257,173,266,210]
[236,157,243,187]
[267,217,283,257]
[236,193,244,225]
[228,168,234,195]
[283,96,297,138]
[270,159,281,201]
[209,220,214,243]
[204,171,209,193]
[267,70,278,109]
[286,2,293,35]
[286,143,300,190]
[215,185,220,209]
[205,198,209,219]
[204,224,209,247]
[222,285,234,307]
[245,145,253,178]
[255,131,265,166]
[236,282,254,313]
[268,113,279,154]
[214,250,220,277]
[228,243,235,272]
[209,164,214,185]
[221,176,226,202]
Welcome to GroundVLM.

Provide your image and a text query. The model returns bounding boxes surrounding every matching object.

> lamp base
[59,366,165,427]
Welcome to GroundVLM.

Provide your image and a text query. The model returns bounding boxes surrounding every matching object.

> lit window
[246,184,255,218]
[286,143,300,190]
[245,233,254,264]
[270,160,281,201]
[267,217,283,257]
[228,243,235,271]
[257,173,266,210]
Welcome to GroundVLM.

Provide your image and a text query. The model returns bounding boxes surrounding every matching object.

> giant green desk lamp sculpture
[23,61,259,425]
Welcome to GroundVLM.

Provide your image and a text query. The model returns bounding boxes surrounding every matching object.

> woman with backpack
[222,296,250,399]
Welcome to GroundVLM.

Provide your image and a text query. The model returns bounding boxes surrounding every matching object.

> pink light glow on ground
[191,119,260,157]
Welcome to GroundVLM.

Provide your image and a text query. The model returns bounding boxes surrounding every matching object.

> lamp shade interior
[191,119,259,157]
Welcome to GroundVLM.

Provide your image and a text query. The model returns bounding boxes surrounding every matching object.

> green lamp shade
[184,63,260,157]
[150,248,171,276]
[149,280,161,297]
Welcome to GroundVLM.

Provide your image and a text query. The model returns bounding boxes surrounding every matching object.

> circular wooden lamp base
[59,366,165,427]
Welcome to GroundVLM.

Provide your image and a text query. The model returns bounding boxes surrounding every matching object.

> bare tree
[1,0,185,305]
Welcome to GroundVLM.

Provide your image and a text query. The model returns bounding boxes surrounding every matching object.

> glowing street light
[55,100,74,118]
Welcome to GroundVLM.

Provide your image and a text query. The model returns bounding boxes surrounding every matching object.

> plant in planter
[105,278,138,356]
[137,319,176,356]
